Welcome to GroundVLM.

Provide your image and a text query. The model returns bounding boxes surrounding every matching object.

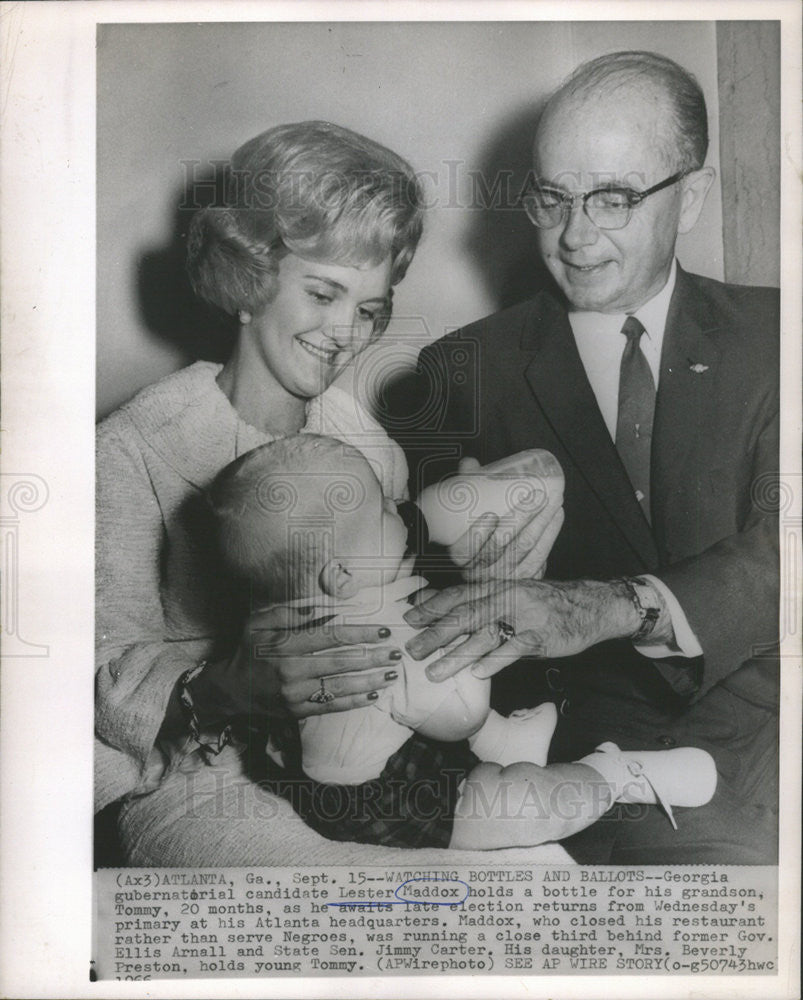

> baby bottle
[416,449,565,547]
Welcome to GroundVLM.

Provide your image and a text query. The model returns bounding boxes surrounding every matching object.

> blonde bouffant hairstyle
[186,121,425,334]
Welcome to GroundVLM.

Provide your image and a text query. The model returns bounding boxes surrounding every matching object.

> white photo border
[1,2,800,998]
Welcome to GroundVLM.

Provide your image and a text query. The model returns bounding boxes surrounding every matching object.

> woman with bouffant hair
[187,121,423,318]
[96,122,427,865]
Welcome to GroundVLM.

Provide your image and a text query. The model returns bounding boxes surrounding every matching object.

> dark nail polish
[389,649,402,661]
[367,691,379,701]
[297,605,315,616]
[378,627,391,638]
[384,670,399,681]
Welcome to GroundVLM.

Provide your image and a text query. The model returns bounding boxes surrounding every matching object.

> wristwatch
[619,576,661,642]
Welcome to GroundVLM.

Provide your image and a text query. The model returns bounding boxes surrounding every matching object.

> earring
[238,309,252,325]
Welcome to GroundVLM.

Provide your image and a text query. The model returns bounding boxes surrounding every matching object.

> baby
[209,434,717,851]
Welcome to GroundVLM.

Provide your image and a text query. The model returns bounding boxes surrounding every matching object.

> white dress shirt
[566,260,703,659]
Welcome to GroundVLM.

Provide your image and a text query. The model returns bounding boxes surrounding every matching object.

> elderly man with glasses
[387,50,779,864]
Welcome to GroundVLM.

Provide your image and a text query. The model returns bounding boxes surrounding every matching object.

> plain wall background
[717,21,780,286]
[97,20,731,418]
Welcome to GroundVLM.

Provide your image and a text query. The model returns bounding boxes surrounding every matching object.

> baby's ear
[319,559,359,598]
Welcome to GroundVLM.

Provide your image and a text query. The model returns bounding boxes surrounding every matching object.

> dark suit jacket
[383,266,780,861]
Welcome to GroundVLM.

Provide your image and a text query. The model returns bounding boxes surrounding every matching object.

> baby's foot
[579,742,717,829]
[470,703,558,767]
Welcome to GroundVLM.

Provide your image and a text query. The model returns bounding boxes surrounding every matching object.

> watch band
[618,576,661,642]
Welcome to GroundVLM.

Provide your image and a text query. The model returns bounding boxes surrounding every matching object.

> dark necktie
[615,315,655,521]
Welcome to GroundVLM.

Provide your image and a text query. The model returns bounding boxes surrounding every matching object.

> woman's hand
[444,457,565,584]
[404,579,654,681]
[191,605,402,723]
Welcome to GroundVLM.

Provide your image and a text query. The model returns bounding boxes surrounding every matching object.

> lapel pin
[687,359,710,374]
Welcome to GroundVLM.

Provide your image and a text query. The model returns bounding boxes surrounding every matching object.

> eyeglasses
[522,171,688,231]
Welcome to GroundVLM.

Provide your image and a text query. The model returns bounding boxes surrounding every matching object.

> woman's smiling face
[246,252,392,401]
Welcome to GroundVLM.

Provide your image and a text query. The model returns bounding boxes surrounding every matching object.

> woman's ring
[494,619,516,645]
[309,678,335,704]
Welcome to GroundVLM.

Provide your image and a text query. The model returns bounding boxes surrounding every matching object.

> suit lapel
[651,267,723,555]
[521,293,658,566]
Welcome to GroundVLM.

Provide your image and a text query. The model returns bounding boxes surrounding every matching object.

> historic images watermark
[0,473,50,659]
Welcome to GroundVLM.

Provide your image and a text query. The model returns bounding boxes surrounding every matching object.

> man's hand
[448,504,565,583]
[444,454,566,583]
[404,578,669,681]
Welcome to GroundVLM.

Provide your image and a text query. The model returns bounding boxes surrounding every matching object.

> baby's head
[208,434,410,604]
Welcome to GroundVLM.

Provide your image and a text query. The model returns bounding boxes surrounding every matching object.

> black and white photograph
[1,3,800,998]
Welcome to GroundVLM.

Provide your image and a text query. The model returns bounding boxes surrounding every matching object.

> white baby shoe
[579,741,717,829]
